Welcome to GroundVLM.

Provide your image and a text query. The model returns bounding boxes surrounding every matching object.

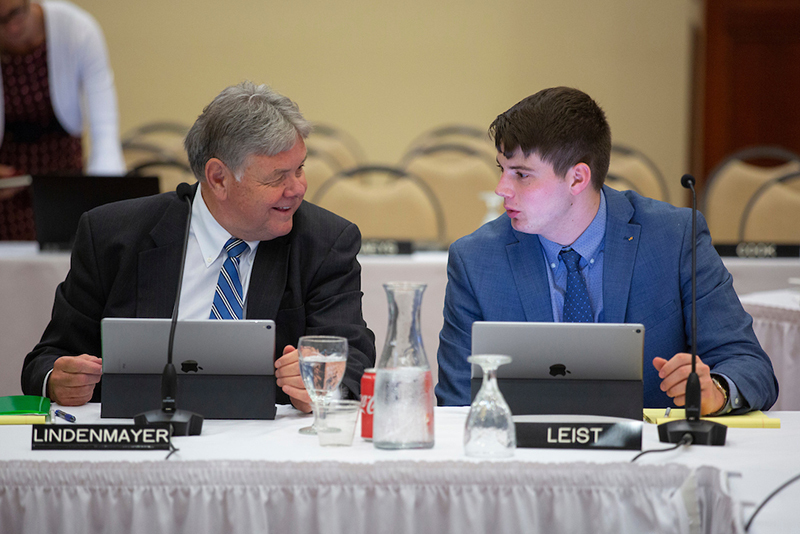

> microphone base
[134,409,204,436]
[657,418,727,446]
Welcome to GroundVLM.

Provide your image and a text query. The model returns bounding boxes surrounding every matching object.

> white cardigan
[0,1,125,174]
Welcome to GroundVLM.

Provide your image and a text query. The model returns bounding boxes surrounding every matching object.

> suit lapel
[137,196,191,318]
[602,187,641,323]
[246,236,290,319]
[506,230,554,322]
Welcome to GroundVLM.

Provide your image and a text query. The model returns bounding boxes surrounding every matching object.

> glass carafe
[372,282,435,449]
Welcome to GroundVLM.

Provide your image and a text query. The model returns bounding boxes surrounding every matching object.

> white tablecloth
[740,290,800,410]
[3,406,799,534]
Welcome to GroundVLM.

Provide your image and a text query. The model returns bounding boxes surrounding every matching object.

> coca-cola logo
[361,395,374,415]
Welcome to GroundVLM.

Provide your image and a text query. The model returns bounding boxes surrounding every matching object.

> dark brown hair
[489,87,611,191]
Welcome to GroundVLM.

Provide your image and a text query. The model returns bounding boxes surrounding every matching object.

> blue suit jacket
[435,186,779,410]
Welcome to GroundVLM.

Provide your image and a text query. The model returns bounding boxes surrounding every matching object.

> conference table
[1,404,797,534]
[2,245,800,402]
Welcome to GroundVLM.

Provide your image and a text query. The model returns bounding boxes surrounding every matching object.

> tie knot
[559,248,583,272]
[224,238,248,260]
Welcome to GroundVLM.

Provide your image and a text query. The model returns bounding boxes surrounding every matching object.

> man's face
[214,136,307,242]
[494,148,578,244]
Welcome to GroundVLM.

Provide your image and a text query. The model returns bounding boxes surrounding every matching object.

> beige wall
[73,0,697,205]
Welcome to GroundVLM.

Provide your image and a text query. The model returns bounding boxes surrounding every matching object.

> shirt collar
[540,189,607,267]
[192,187,260,267]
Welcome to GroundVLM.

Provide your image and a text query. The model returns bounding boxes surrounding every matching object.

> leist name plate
[514,415,642,450]
[31,424,170,450]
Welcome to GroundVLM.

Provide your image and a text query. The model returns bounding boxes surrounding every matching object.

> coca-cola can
[360,368,376,440]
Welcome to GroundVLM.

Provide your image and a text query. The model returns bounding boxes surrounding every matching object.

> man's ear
[568,162,593,196]
[204,158,232,200]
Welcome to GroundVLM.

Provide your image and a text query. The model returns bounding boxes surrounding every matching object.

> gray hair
[184,81,312,180]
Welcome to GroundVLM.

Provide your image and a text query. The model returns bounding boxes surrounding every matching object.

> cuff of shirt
[708,373,745,415]
[42,368,53,399]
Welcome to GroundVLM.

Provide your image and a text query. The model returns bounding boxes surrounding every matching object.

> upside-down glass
[464,354,516,458]
[297,335,348,435]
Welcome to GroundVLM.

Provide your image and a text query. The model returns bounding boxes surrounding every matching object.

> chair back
[607,145,669,202]
[312,166,446,246]
[702,146,800,243]
[402,144,498,243]
[739,171,800,243]
[305,124,365,172]
[404,124,497,163]
[126,160,195,193]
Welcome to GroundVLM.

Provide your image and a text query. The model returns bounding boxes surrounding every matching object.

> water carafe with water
[372,282,435,449]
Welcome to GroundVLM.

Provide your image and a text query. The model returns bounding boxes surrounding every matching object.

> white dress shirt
[178,188,260,320]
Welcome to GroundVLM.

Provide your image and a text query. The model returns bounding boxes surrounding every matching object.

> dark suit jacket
[435,186,779,410]
[21,189,376,404]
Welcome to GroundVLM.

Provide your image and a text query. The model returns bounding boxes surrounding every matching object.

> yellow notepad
[643,409,780,428]
[0,395,50,425]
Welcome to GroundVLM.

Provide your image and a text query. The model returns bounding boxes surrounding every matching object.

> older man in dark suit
[21,81,375,410]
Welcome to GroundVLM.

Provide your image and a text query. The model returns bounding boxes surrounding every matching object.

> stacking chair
[702,146,800,243]
[738,170,800,243]
[607,145,669,202]
[122,121,193,192]
[126,159,194,193]
[404,124,497,163]
[122,121,190,161]
[303,147,340,200]
[306,124,366,172]
[605,172,644,196]
[311,165,447,247]
[401,144,498,243]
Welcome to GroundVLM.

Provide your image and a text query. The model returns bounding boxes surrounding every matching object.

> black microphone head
[176,182,194,202]
[681,174,696,189]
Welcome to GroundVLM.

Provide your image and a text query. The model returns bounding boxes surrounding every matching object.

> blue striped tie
[210,238,249,320]
[560,248,594,323]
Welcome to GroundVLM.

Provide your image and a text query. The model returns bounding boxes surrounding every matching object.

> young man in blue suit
[435,87,778,414]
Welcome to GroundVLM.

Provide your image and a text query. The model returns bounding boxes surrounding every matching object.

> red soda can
[360,368,376,440]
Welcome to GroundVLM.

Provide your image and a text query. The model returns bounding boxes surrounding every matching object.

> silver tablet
[471,321,644,381]
[101,318,276,376]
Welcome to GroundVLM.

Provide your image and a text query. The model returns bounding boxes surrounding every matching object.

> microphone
[658,174,726,446]
[134,183,204,436]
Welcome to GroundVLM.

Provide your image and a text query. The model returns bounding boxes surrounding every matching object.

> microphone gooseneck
[657,174,726,446]
[134,183,204,436]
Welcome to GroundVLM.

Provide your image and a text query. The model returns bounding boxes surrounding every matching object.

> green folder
[0,395,51,425]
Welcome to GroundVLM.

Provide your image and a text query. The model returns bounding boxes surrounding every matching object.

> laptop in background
[29,174,160,250]
[100,318,277,420]
[471,321,644,420]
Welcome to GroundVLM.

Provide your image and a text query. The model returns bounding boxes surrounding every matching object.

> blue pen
[54,410,76,423]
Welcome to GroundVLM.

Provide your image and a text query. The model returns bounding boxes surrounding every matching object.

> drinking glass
[464,354,516,458]
[297,335,348,435]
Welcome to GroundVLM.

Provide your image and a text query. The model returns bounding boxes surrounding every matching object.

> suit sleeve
[300,222,375,399]
[21,213,106,399]
[435,243,482,406]
[687,212,779,412]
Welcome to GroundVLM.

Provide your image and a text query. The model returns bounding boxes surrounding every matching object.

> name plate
[32,424,170,450]
[515,420,642,450]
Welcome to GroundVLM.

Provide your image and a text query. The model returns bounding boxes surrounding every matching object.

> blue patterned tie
[560,248,593,323]
[210,238,249,320]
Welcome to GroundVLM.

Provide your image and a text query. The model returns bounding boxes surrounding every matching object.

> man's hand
[48,354,103,406]
[0,164,24,200]
[653,353,726,415]
[275,345,313,413]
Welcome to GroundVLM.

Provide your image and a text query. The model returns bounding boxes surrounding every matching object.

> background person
[435,86,778,415]
[21,81,375,411]
[0,0,124,240]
